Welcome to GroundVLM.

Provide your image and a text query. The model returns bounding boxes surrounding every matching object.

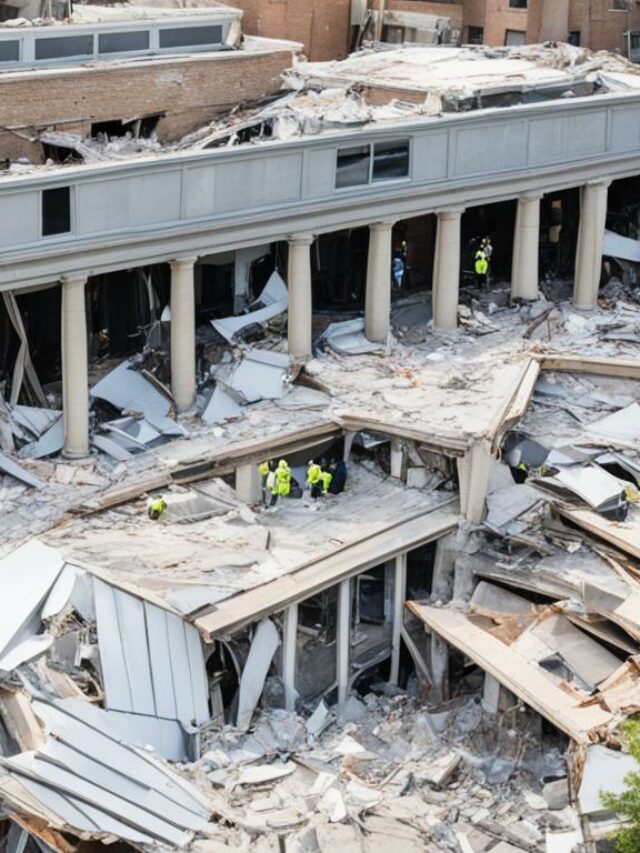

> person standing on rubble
[260,460,277,507]
[328,458,347,494]
[320,467,333,495]
[474,244,489,289]
[307,459,322,499]
[275,459,292,500]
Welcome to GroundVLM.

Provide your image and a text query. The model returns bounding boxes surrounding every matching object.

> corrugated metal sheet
[0,698,211,848]
[94,580,210,725]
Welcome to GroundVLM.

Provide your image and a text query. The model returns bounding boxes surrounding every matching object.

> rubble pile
[191,693,576,852]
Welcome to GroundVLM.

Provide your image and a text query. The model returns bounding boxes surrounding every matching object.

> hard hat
[278,459,287,468]
[308,460,315,466]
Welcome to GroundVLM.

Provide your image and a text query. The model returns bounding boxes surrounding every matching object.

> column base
[62,448,89,460]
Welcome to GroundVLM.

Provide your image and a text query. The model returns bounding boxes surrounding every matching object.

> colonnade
[58,178,610,456]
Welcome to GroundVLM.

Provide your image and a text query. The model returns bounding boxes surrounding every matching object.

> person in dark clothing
[328,459,347,494]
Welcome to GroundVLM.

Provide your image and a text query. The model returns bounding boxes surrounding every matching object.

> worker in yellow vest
[307,460,322,499]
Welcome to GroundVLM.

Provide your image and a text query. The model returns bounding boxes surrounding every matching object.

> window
[504,29,526,46]
[98,30,150,54]
[335,140,410,188]
[467,25,484,45]
[610,0,629,9]
[373,140,410,182]
[158,25,223,49]
[0,40,19,63]
[509,0,527,7]
[35,35,93,60]
[568,30,581,46]
[42,187,71,237]
[336,144,372,188]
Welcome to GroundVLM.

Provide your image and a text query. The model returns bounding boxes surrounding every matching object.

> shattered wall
[0,46,297,162]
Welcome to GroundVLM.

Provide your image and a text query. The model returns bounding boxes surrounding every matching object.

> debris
[236,619,281,731]
[212,271,289,343]
[317,318,387,356]
[0,452,44,488]
[91,359,173,420]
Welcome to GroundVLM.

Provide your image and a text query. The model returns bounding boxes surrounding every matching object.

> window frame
[41,186,73,239]
[335,138,411,191]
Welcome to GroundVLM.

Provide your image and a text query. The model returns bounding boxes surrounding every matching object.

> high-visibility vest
[320,471,332,493]
[276,467,291,496]
[307,463,321,485]
[259,461,269,478]
[475,251,488,275]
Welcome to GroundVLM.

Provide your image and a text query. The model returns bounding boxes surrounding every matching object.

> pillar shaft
[390,553,407,685]
[365,221,394,344]
[511,194,542,302]
[574,180,610,309]
[61,274,89,458]
[236,463,262,504]
[287,234,313,360]
[432,209,463,330]
[282,604,298,712]
[336,578,351,706]
[170,257,197,413]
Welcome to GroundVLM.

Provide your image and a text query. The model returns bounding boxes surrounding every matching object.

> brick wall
[0,47,294,162]
[569,0,640,53]
[223,0,351,60]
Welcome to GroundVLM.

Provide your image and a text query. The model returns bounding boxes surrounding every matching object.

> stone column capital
[519,191,544,202]
[288,233,314,246]
[60,273,88,288]
[169,255,198,270]
[370,219,396,232]
[586,178,612,190]
[436,206,465,219]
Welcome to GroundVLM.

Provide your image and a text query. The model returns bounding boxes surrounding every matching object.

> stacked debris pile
[189,692,578,851]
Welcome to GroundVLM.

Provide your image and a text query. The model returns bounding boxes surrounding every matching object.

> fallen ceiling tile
[0,452,45,488]
[91,360,172,421]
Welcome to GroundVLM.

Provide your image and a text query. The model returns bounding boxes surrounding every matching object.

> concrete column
[365,220,394,344]
[282,603,298,712]
[432,208,463,331]
[287,234,314,360]
[390,439,403,479]
[60,273,89,459]
[457,439,491,523]
[235,463,262,504]
[574,179,610,309]
[432,532,456,603]
[390,553,407,685]
[336,578,351,705]
[169,257,197,413]
[511,193,542,302]
[430,634,449,703]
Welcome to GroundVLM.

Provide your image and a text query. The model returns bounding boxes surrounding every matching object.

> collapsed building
[2,22,640,853]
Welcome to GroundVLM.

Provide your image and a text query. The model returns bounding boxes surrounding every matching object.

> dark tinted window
[42,187,71,236]
[35,35,93,60]
[372,140,409,182]
[336,145,370,188]
[159,25,222,48]
[0,40,19,63]
[98,30,149,54]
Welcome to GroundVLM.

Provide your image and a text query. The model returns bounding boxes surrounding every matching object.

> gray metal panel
[129,171,181,225]
[215,159,265,212]
[610,104,640,154]
[302,147,336,198]
[166,614,197,725]
[76,178,129,235]
[529,110,608,164]
[33,699,207,815]
[95,579,208,726]
[0,191,39,248]
[144,602,179,721]
[0,540,63,657]
[94,580,133,711]
[264,153,303,203]
[19,777,100,832]
[411,131,448,182]
[114,591,156,716]
[184,165,216,219]
[184,622,210,725]
[7,753,191,847]
[452,120,527,177]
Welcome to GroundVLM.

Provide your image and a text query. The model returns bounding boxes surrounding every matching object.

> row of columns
[58,180,610,457]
